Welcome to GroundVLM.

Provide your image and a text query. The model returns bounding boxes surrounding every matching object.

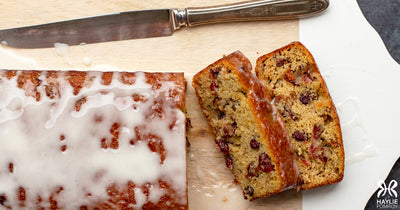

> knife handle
[172,0,328,29]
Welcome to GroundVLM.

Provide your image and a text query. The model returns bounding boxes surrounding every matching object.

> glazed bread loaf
[255,42,344,190]
[0,70,187,209]
[192,51,298,200]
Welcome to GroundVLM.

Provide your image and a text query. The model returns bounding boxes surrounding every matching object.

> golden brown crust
[255,41,344,190]
[193,51,298,200]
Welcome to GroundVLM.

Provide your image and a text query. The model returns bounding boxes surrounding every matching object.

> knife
[0,0,329,49]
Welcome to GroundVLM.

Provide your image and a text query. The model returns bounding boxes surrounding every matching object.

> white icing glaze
[0,70,186,208]
[83,57,92,66]
[336,96,375,164]
[345,144,377,165]
[54,43,72,65]
[337,97,365,129]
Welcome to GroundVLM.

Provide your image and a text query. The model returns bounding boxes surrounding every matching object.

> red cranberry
[310,142,326,163]
[225,155,234,170]
[250,138,260,149]
[310,124,326,163]
[210,68,221,79]
[284,69,297,85]
[301,65,314,82]
[299,91,317,105]
[292,131,308,141]
[276,58,285,67]
[222,122,237,138]
[258,153,275,173]
[322,156,328,163]
[216,140,229,154]
[313,124,323,139]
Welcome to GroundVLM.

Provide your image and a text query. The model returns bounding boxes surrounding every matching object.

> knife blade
[0,0,329,49]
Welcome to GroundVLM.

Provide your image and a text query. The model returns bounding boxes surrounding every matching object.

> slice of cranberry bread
[192,51,298,200]
[255,42,344,190]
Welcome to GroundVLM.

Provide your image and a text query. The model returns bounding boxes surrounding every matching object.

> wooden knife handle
[172,0,328,29]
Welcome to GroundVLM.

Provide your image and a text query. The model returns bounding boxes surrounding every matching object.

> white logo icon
[377,180,398,198]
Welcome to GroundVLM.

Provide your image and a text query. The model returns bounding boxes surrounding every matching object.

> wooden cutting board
[0,0,300,209]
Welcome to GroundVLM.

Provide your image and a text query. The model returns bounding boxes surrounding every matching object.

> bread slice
[192,51,298,200]
[255,42,344,190]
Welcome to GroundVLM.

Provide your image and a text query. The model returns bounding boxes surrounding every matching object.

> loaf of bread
[192,51,298,200]
[0,70,187,209]
[255,42,344,190]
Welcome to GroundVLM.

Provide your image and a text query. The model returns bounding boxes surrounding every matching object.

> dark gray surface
[357,0,400,65]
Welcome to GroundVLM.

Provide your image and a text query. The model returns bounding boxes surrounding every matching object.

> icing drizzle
[0,70,186,209]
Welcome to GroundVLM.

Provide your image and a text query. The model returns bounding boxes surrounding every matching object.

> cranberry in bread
[0,70,187,209]
[255,42,344,190]
[192,51,298,200]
